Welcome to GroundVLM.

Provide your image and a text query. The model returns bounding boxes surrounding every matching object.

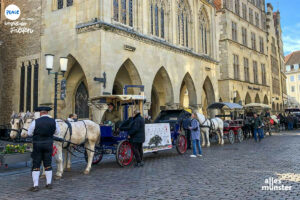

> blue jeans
[192,139,202,155]
[253,128,263,141]
[288,122,293,130]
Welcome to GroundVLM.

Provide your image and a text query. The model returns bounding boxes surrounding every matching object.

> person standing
[182,115,192,150]
[253,113,263,142]
[27,106,60,192]
[120,109,145,167]
[189,112,202,158]
[67,113,78,122]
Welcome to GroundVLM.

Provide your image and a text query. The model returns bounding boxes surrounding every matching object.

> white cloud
[282,25,300,55]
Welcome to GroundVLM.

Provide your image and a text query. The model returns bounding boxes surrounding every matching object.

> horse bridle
[21,117,35,132]
[10,116,23,136]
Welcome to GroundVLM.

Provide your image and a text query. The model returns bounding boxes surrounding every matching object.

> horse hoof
[54,175,62,180]
[83,170,90,175]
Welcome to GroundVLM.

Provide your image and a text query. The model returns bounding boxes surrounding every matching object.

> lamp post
[45,54,68,119]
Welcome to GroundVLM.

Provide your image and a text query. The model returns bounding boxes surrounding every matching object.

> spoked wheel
[228,130,235,144]
[176,135,187,154]
[237,128,244,143]
[84,146,103,165]
[116,140,133,167]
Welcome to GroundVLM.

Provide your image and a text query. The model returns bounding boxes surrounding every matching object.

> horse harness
[199,118,215,131]
[59,120,88,150]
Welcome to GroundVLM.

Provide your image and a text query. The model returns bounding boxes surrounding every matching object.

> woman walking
[189,112,202,158]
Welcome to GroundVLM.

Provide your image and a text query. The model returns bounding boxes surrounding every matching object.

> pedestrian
[120,109,145,167]
[67,113,78,122]
[189,112,202,158]
[182,114,192,150]
[27,106,60,192]
[252,113,263,142]
[287,114,294,130]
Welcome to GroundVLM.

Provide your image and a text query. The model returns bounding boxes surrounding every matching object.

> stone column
[143,102,151,116]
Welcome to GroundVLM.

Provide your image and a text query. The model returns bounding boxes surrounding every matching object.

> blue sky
[266,0,300,56]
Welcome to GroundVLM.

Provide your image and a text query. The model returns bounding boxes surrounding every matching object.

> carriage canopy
[207,102,243,110]
[244,103,271,110]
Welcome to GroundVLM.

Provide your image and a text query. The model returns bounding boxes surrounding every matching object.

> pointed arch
[180,72,197,109]
[272,102,275,111]
[113,59,142,95]
[150,67,174,119]
[63,54,89,119]
[255,94,260,103]
[202,76,215,116]
[245,92,251,105]
[233,91,241,104]
[263,95,268,105]
[276,103,279,112]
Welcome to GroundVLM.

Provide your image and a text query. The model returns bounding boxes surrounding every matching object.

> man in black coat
[120,109,145,167]
[27,106,60,191]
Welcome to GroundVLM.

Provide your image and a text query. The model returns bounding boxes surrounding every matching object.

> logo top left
[5,4,21,20]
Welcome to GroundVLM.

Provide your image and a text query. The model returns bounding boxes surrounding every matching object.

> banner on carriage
[143,123,172,153]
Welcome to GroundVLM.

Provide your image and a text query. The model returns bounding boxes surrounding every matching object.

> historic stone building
[1,0,220,124]
[214,0,271,106]
[285,51,300,108]
[266,3,286,112]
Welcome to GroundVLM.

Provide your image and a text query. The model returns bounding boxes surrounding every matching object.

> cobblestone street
[1,131,299,200]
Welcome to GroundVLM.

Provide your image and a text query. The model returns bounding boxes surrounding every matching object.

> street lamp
[45,54,68,119]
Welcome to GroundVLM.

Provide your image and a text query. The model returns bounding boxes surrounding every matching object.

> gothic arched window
[150,0,168,39]
[177,0,191,47]
[113,0,134,27]
[199,8,210,55]
[75,82,89,119]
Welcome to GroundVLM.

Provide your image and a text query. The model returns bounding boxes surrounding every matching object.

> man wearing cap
[101,103,120,124]
[27,106,60,191]
[120,109,145,167]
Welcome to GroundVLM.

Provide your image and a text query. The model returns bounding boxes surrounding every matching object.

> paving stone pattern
[0,131,299,200]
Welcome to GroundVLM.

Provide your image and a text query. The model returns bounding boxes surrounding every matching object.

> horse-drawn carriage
[244,103,273,136]
[207,102,244,144]
[88,94,187,167]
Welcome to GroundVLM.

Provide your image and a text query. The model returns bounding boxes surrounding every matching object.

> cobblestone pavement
[0,131,299,200]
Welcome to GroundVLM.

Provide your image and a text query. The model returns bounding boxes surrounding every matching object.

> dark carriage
[87,95,187,167]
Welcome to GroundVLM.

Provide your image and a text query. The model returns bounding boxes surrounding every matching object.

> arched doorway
[263,95,268,105]
[180,73,197,109]
[276,103,279,112]
[75,82,89,118]
[255,94,260,103]
[63,54,89,119]
[113,59,142,95]
[245,93,251,105]
[272,102,275,111]
[202,77,215,116]
[150,67,174,119]
[280,104,283,111]
[233,92,241,104]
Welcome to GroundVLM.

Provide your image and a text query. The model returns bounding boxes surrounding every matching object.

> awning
[208,102,243,110]
[244,103,271,109]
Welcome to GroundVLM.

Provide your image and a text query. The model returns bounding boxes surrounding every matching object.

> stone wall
[0,0,42,124]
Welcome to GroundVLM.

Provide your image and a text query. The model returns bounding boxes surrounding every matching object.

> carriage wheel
[116,140,133,167]
[176,135,187,154]
[84,146,103,165]
[228,130,235,144]
[237,128,244,143]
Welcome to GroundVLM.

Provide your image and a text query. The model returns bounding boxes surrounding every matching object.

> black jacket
[120,113,145,143]
[33,117,56,143]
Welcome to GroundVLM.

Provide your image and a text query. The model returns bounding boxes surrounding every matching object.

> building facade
[214,0,285,113]
[1,0,220,124]
[285,51,300,108]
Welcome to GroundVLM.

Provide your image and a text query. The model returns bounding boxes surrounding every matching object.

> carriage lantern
[45,54,69,119]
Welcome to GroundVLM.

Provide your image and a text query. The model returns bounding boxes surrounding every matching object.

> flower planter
[0,152,31,168]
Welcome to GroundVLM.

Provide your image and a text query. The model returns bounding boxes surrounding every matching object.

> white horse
[9,112,26,139]
[21,112,101,178]
[196,113,224,147]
